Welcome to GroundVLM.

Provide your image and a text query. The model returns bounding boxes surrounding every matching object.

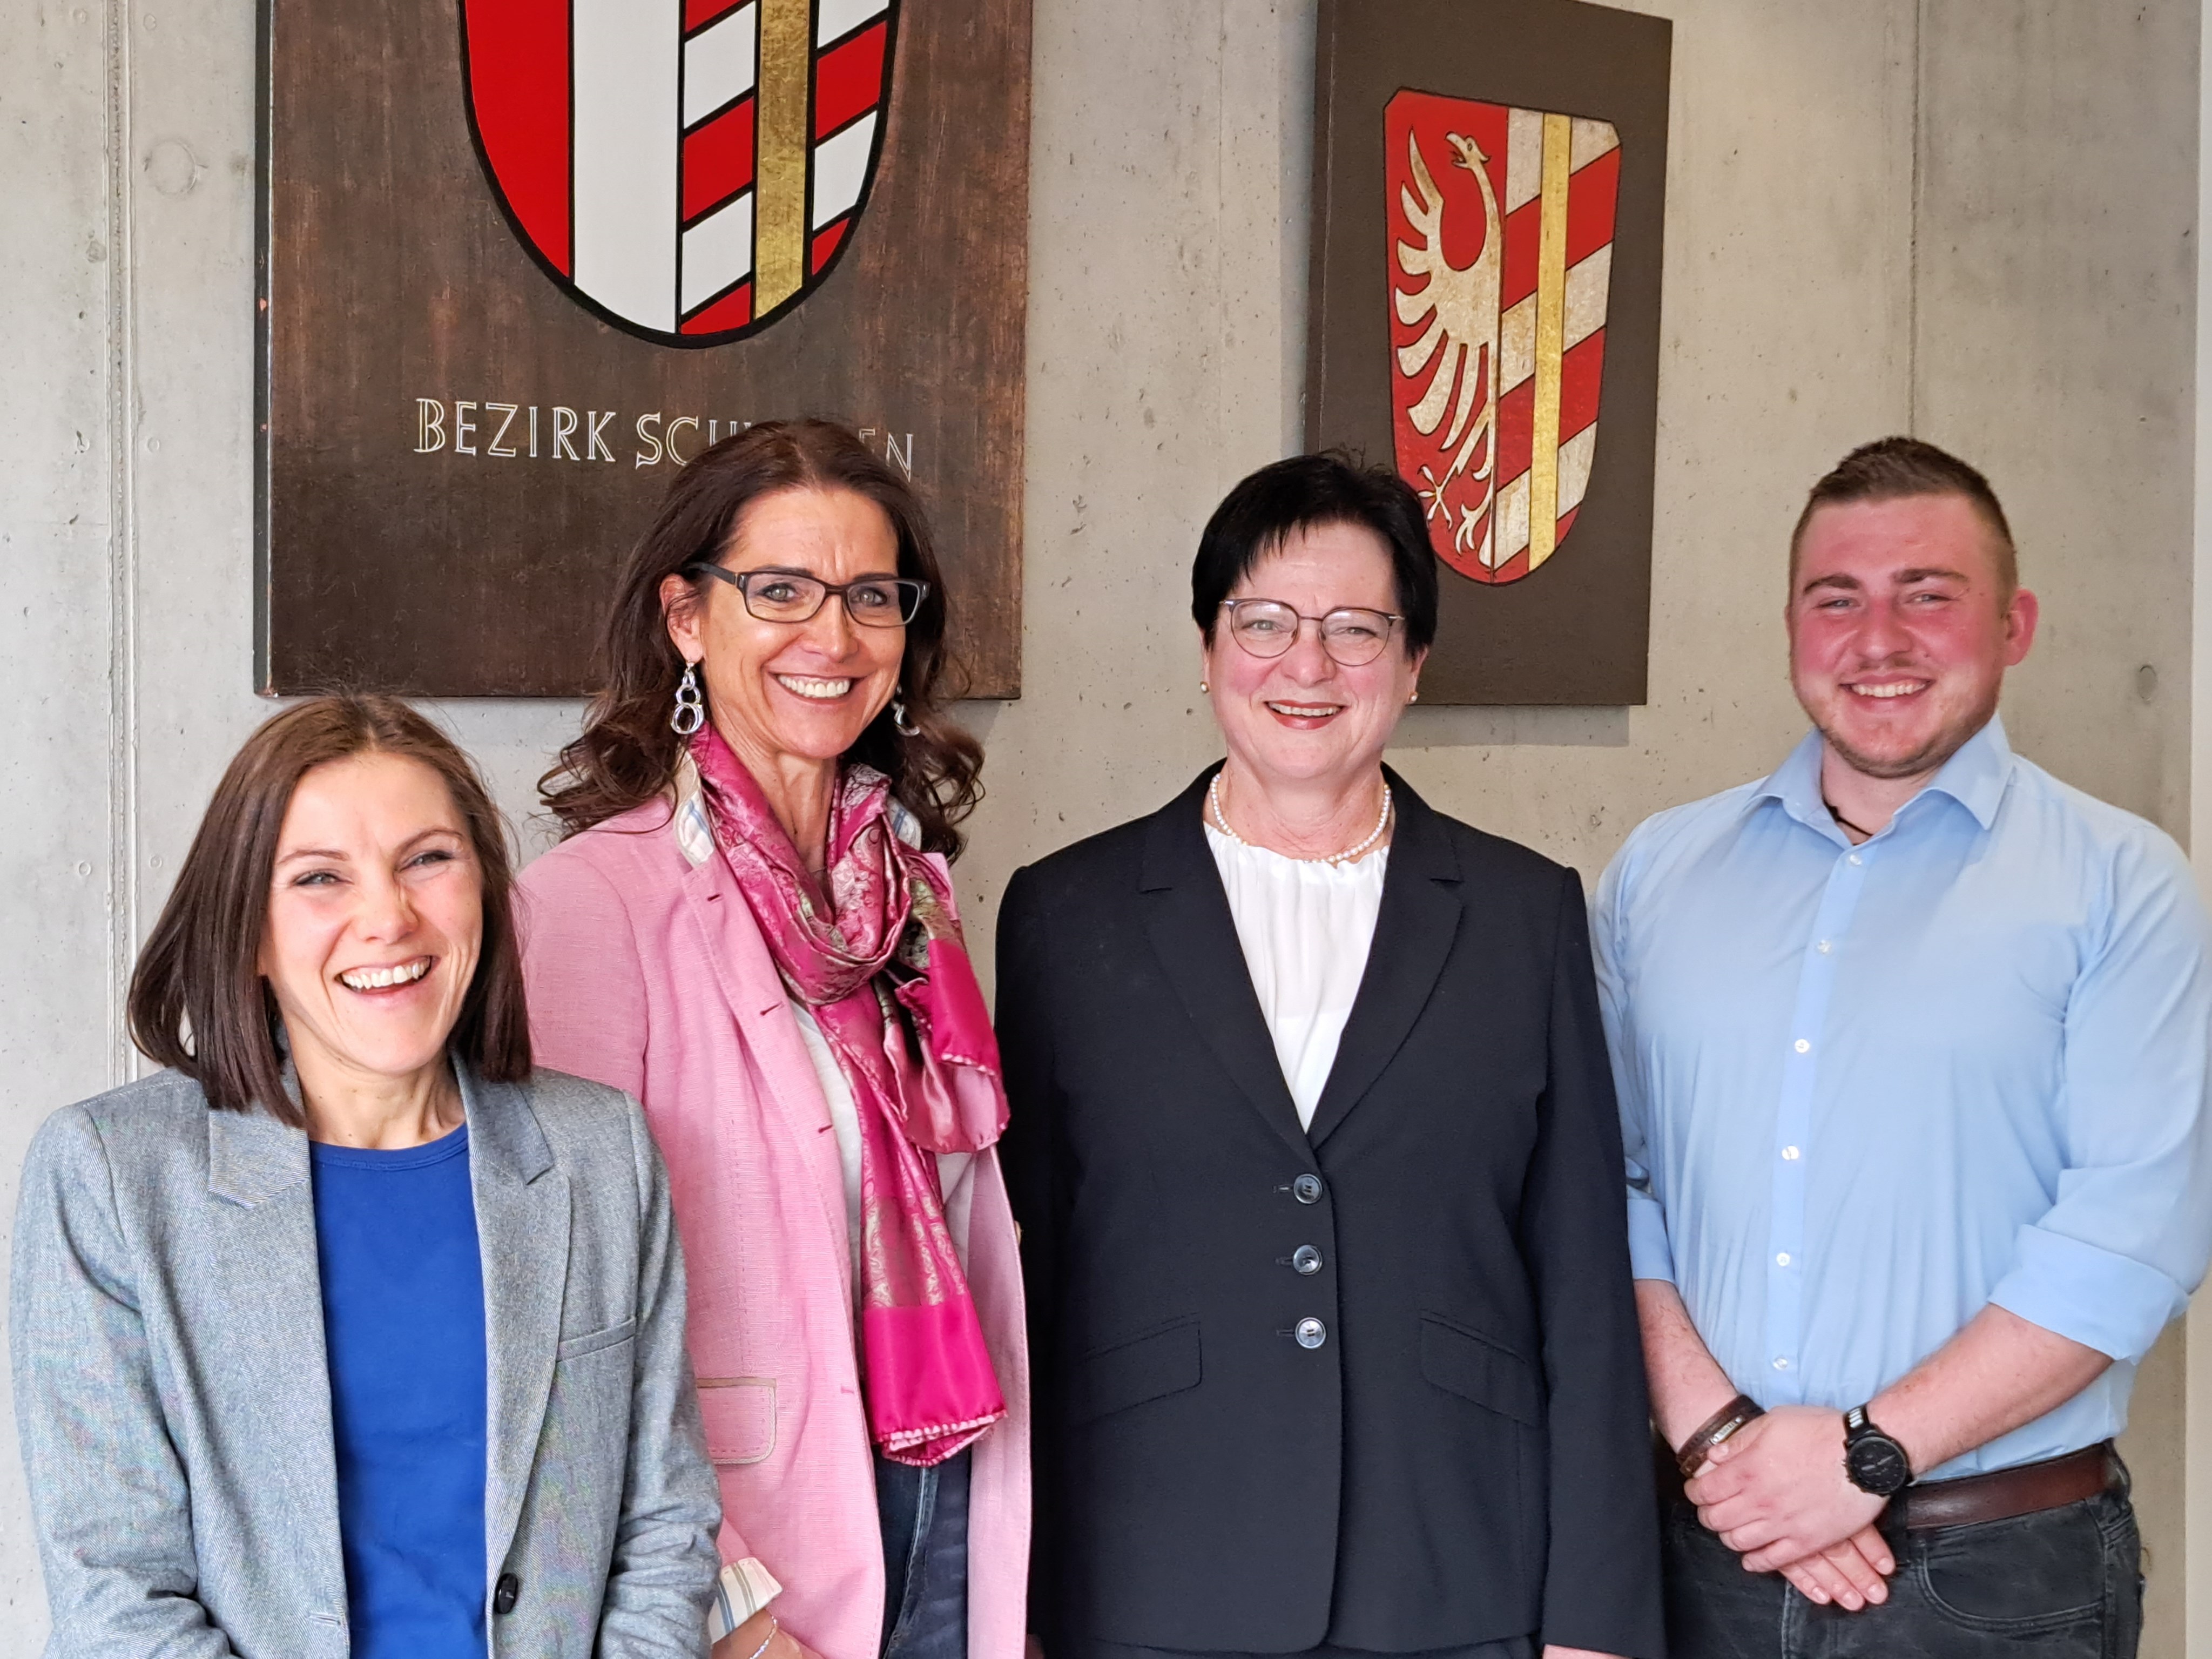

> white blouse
[1204,825,1390,1130]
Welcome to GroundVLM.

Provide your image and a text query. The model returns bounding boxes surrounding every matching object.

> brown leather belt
[1654,1435,2124,1530]
[1898,1441,2122,1531]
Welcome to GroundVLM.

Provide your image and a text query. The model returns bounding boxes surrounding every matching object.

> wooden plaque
[1308,0,1669,704]
[257,0,1030,697]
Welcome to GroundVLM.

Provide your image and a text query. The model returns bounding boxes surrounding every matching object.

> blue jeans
[1662,1484,2142,1659]
[876,1448,970,1659]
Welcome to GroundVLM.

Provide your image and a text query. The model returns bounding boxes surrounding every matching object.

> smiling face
[1788,493,2037,782]
[663,485,907,773]
[259,751,484,1100]
[1203,520,1425,797]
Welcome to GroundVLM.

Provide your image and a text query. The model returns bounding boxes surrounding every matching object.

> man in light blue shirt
[1595,437,2212,1659]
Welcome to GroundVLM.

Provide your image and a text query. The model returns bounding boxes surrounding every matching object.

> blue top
[1594,717,2212,1476]
[312,1122,489,1658]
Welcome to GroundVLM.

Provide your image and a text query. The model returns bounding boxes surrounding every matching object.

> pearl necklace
[1207,772,1393,866]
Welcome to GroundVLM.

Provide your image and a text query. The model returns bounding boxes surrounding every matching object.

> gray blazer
[10,1063,721,1658]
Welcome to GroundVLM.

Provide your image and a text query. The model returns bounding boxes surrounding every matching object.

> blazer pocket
[557,1318,637,1361]
[1420,1313,1541,1427]
[1067,1316,1202,1427]
[696,1377,777,1466]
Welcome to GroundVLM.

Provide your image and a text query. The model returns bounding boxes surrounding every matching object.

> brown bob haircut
[1789,435,2020,598]
[540,417,983,855]
[128,694,531,1125]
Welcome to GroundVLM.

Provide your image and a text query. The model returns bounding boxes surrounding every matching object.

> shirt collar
[1751,713,2015,838]
[1921,714,2014,828]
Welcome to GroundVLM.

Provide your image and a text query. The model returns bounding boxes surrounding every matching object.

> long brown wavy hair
[541,419,983,854]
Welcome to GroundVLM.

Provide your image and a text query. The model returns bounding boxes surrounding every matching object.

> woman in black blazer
[997,455,1662,1659]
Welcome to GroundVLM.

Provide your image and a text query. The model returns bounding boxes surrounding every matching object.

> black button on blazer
[997,767,1663,1659]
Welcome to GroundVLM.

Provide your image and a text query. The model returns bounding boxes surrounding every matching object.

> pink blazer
[515,792,1030,1659]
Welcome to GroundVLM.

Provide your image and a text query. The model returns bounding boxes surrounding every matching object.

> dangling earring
[891,697,920,737]
[670,662,706,735]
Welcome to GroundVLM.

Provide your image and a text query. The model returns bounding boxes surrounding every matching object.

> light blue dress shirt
[1594,717,2212,1477]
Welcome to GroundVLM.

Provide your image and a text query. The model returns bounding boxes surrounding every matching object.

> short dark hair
[128,694,531,1125]
[541,418,982,855]
[1190,452,1440,653]
[1790,436,2019,595]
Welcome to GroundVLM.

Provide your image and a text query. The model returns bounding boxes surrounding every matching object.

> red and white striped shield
[461,0,897,345]
[1386,89,1619,583]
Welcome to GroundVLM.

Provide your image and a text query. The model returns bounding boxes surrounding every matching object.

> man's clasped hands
[1688,1407,1897,1612]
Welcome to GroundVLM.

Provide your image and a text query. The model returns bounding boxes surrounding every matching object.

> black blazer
[997,767,1662,1659]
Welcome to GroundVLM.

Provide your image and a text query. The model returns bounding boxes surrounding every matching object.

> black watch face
[1847,1435,1912,1495]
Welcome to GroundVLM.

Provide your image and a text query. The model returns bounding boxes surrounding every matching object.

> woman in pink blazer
[516,420,1028,1659]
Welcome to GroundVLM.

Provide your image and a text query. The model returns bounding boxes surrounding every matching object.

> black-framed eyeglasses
[1218,598,1403,666]
[687,563,928,628]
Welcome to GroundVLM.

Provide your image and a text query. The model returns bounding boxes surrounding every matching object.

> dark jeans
[876,1448,970,1659]
[1662,1487,2142,1659]
[1071,1641,1533,1659]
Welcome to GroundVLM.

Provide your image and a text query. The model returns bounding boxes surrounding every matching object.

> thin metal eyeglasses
[686,563,929,628]
[1218,598,1404,667]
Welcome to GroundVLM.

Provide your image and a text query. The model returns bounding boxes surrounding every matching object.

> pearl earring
[1199,680,1209,693]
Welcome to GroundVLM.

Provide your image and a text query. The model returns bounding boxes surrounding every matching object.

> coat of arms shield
[461,0,898,345]
[1386,90,1619,584]
[1306,0,1669,704]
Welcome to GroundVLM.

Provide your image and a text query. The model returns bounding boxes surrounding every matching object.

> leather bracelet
[1676,1393,1765,1476]
[741,1617,780,1659]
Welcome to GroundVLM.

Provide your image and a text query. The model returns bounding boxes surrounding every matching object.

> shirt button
[1793,1039,1810,1054]
[1776,1252,1792,1266]
[1848,853,1863,866]
[1782,1146,1802,1161]
[1291,1245,1323,1276]
[1817,940,1832,954]
[1295,1317,1327,1349]
[1772,1357,1791,1371]
[1292,1174,1325,1205]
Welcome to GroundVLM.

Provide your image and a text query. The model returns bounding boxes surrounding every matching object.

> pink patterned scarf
[691,724,1008,1465]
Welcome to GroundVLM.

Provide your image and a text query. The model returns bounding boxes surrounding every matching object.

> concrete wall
[0,0,2200,1652]
[2192,7,2212,1641]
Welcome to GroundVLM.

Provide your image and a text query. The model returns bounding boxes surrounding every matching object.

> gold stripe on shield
[1527,112,1572,571]
[753,0,811,314]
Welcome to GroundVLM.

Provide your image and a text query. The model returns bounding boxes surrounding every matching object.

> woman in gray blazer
[10,694,722,1658]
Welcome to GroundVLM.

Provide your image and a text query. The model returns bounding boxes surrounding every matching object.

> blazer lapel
[466,1067,572,1572]
[1304,772,1466,1148]
[678,845,852,1284]
[205,1108,349,1617]
[207,1100,313,1208]
[1141,768,1312,1161]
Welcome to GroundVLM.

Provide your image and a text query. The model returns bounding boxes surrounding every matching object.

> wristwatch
[1842,1404,1913,1496]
